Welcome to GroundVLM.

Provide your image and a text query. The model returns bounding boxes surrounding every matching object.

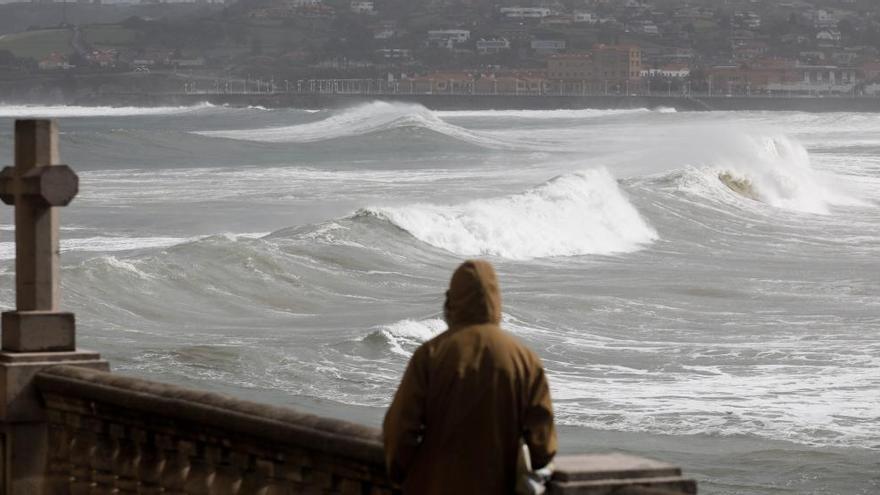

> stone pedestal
[0,350,108,494]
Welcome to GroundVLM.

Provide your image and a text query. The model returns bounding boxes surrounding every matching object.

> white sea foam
[361,168,657,260]
[0,103,216,118]
[0,236,191,261]
[549,346,880,449]
[366,318,446,356]
[435,108,651,119]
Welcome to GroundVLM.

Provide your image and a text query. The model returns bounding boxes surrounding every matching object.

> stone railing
[34,365,696,495]
[35,365,393,495]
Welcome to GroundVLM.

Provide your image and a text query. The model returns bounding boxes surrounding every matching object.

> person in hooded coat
[383,260,557,495]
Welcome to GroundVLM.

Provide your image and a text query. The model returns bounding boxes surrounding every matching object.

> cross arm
[0,164,79,206]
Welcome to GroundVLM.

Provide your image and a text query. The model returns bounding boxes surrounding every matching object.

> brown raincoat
[383,260,557,495]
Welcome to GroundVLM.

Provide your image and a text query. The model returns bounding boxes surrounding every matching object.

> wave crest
[359,169,657,260]
[197,101,488,144]
[363,318,446,356]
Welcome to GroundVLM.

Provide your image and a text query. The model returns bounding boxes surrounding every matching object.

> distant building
[350,1,374,14]
[170,58,206,68]
[473,72,546,94]
[427,30,470,49]
[707,59,858,95]
[540,15,572,27]
[531,39,566,56]
[817,30,842,48]
[38,53,73,71]
[476,38,510,55]
[499,7,551,19]
[374,28,395,40]
[547,52,592,80]
[812,9,837,29]
[87,49,117,68]
[733,40,769,62]
[573,11,597,24]
[547,44,642,93]
[405,71,474,94]
[592,44,642,81]
[629,20,659,35]
[376,48,411,60]
[733,11,761,30]
[643,63,690,79]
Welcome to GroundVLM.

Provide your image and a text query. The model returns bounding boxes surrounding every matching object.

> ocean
[0,101,877,493]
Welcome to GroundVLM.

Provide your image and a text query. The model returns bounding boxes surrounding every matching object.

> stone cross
[0,119,79,352]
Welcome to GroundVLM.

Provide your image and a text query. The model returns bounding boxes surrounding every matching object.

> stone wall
[34,365,696,495]
[36,365,394,495]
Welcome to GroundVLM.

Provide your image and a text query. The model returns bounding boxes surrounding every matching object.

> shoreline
[67,92,880,113]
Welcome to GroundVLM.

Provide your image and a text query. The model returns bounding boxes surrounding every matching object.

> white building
[768,65,858,93]
[427,29,470,49]
[817,30,842,47]
[350,1,374,14]
[573,11,597,24]
[476,38,510,55]
[500,7,551,19]
[813,9,836,29]
[531,39,566,55]
[642,64,690,78]
[374,28,394,39]
[376,48,411,60]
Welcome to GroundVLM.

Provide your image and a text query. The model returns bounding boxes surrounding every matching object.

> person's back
[383,260,557,494]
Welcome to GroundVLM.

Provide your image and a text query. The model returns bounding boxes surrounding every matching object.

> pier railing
[0,119,697,494]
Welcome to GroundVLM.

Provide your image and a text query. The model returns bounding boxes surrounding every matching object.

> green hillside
[0,29,73,60]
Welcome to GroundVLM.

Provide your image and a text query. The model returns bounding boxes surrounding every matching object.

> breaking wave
[657,134,869,214]
[359,168,657,260]
[195,101,522,149]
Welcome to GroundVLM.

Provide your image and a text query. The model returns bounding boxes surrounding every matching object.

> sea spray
[359,168,657,260]
[675,134,867,214]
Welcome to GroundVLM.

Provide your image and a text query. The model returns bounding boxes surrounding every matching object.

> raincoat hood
[445,260,502,328]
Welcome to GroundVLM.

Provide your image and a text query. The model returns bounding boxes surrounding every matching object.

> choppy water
[0,101,877,493]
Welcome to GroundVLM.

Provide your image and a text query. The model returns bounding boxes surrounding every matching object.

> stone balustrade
[34,365,696,495]
[36,365,393,495]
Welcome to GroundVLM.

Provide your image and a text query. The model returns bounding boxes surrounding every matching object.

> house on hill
[39,52,73,70]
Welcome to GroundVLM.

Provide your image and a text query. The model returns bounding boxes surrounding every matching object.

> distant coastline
[68,92,880,113]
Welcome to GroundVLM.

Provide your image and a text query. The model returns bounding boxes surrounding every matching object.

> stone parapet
[34,365,696,495]
[36,365,392,494]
